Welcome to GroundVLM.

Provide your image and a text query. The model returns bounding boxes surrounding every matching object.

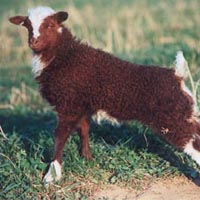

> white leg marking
[184,139,200,166]
[43,160,62,184]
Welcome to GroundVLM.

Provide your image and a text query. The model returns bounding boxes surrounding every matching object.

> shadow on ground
[91,121,200,186]
[1,110,200,186]
[0,109,56,162]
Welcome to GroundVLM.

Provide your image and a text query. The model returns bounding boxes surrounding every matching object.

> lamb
[9,6,200,184]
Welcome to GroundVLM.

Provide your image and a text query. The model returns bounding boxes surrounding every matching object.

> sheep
[9,6,200,184]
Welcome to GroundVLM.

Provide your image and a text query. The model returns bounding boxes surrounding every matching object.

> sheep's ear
[9,16,27,25]
[54,11,68,24]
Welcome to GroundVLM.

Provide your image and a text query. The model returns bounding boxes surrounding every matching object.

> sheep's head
[9,6,68,53]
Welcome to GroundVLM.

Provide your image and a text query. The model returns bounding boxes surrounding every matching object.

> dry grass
[0,0,200,107]
[1,1,200,198]
[0,0,200,68]
[0,82,43,110]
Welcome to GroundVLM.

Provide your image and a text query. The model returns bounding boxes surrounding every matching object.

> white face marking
[28,6,55,38]
[92,110,120,126]
[43,160,62,184]
[184,139,200,167]
[31,54,45,77]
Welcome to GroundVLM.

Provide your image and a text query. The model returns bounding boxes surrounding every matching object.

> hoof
[43,160,62,185]
[82,151,93,160]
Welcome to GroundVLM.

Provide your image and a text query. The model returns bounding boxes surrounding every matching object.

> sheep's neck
[56,28,76,59]
[33,28,74,66]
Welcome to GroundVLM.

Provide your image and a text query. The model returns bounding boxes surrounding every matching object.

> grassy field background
[0,0,200,199]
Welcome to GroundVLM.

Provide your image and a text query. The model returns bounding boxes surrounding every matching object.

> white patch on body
[58,27,63,33]
[28,6,55,38]
[31,54,45,77]
[92,110,120,126]
[43,160,62,184]
[184,139,200,167]
[174,51,188,79]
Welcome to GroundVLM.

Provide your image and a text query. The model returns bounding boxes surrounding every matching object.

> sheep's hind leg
[43,115,78,184]
[181,120,200,167]
[184,134,200,167]
[78,116,92,160]
[164,120,200,168]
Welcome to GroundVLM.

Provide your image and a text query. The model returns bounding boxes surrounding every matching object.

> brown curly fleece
[9,9,200,166]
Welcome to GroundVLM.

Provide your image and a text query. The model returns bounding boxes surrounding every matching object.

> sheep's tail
[174,51,188,79]
[174,51,198,109]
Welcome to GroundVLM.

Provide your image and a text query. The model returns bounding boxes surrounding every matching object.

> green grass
[1,0,200,199]
[1,107,199,199]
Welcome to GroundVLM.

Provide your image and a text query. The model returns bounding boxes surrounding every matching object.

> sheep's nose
[30,37,38,45]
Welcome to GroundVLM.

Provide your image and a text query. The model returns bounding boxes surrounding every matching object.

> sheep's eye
[43,23,54,29]
[47,23,54,28]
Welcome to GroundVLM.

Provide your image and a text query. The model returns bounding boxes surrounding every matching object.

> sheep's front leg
[78,116,92,160]
[43,115,77,184]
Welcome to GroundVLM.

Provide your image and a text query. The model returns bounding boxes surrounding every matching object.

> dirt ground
[91,176,200,200]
